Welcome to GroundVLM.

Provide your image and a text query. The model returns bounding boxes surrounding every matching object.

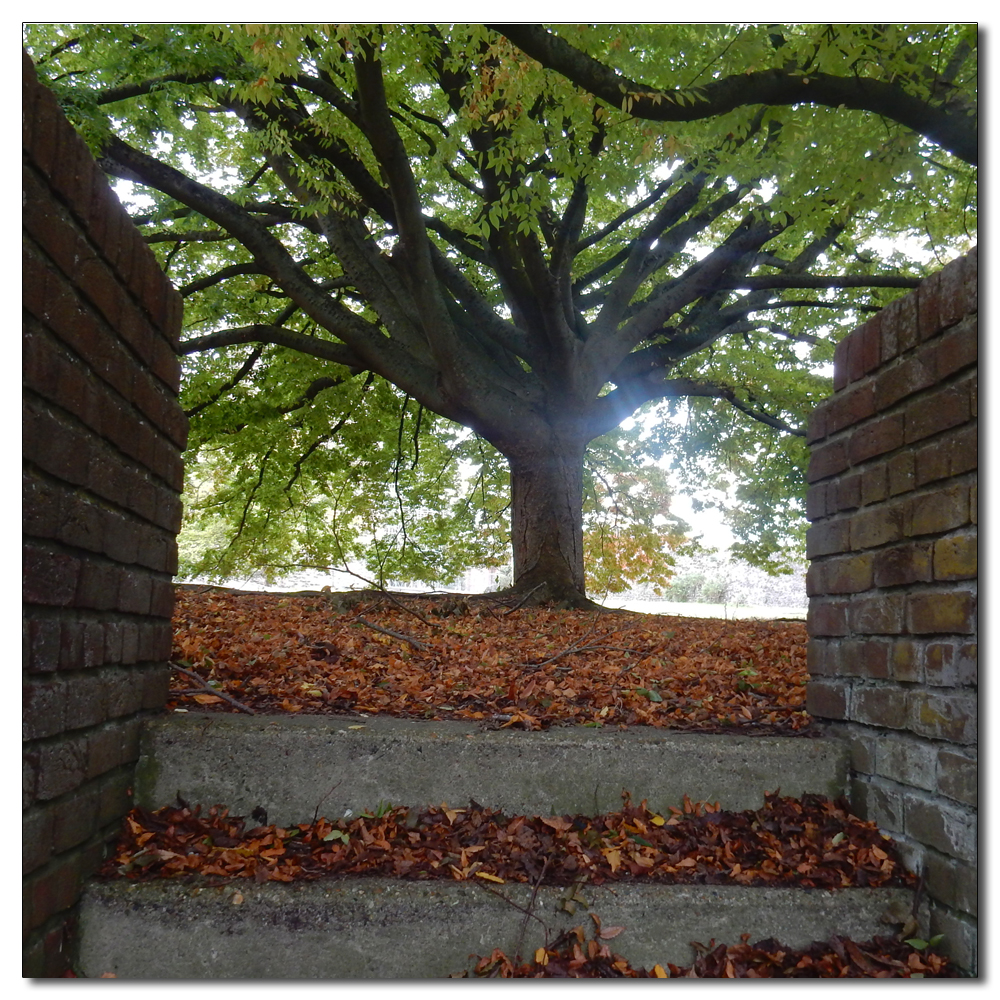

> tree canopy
[24,23,977,603]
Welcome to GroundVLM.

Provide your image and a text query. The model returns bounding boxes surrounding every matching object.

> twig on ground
[170,663,256,715]
[355,616,428,651]
[516,615,645,670]
[502,584,544,615]
[312,781,343,826]
[514,858,550,962]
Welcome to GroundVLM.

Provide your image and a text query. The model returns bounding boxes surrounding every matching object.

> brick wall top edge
[831,248,977,392]
[22,50,181,351]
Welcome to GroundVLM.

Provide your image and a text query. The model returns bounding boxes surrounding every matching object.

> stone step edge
[79,877,921,979]
[137,713,848,825]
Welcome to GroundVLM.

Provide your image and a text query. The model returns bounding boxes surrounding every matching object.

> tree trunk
[506,436,595,607]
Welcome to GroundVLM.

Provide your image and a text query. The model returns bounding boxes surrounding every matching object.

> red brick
[142,664,172,709]
[23,543,80,607]
[848,593,905,634]
[887,452,915,496]
[807,599,849,636]
[51,785,101,854]
[806,519,850,558]
[26,87,63,179]
[908,485,970,537]
[819,553,874,594]
[59,621,84,671]
[904,382,970,445]
[162,287,184,347]
[934,315,977,379]
[50,126,90,213]
[23,177,89,284]
[914,437,953,487]
[23,851,83,930]
[806,639,837,677]
[74,560,122,612]
[873,541,933,587]
[963,245,977,314]
[82,621,105,667]
[61,498,104,556]
[848,413,904,465]
[938,254,967,327]
[36,734,88,801]
[805,483,826,521]
[907,589,976,634]
[806,679,849,720]
[24,397,92,489]
[22,805,54,876]
[933,533,977,581]
[858,466,887,507]
[26,617,61,673]
[137,620,173,661]
[887,289,919,360]
[102,511,141,565]
[23,678,66,740]
[890,639,922,682]
[829,387,874,442]
[22,52,40,152]
[103,621,124,664]
[848,322,878,382]
[842,638,890,679]
[874,351,935,412]
[807,439,849,483]
[937,748,977,806]
[832,471,862,512]
[851,503,904,550]
[861,313,883,366]
[853,684,908,729]
[909,690,977,744]
[118,569,153,615]
[129,475,161,524]
[833,335,851,391]
[149,576,176,618]
[64,670,109,730]
[156,491,184,534]
[924,642,958,686]
[22,470,65,541]
[917,270,942,343]
[956,642,977,686]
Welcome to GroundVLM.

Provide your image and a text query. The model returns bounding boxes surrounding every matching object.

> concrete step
[78,877,921,979]
[135,713,849,824]
[81,713,911,979]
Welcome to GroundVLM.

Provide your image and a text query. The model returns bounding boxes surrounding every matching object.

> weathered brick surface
[23,51,185,976]
[806,247,978,972]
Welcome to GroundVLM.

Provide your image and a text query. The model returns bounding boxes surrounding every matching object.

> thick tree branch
[95,71,225,105]
[179,324,363,369]
[491,24,978,165]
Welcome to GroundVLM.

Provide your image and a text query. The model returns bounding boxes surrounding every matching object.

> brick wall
[805,249,977,973]
[22,52,187,976]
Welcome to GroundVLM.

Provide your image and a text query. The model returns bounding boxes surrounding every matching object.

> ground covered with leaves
[100,793,953,978]
[471,923,956,978]
[170,587,811,732]
[105,792,910,889]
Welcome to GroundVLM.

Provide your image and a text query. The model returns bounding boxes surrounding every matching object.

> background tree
[24,23,977,604]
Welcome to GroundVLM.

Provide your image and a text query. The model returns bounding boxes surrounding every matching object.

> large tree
[25,23,977,604]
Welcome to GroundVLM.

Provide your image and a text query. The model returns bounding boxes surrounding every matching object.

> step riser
[137,715,848,825]
[79,880,920,979]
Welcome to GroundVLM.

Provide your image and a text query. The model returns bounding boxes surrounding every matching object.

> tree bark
[506,434,592,607]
